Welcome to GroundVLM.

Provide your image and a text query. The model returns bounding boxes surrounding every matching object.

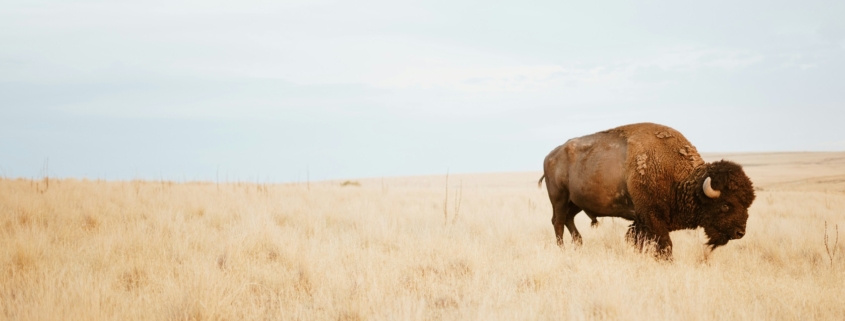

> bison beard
[541,123,755,260]
[704,227,731,249]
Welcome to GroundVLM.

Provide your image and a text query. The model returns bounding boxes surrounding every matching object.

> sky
[2,0,844,182]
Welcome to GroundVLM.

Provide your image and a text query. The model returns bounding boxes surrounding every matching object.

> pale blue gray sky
[2,0,844,181]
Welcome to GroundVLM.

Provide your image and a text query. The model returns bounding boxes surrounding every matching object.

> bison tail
[537,175,545,188]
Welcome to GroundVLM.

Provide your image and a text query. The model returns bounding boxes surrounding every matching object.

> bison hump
[614,123,704,181]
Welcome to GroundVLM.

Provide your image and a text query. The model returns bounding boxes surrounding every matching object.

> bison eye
[721,204,730,212]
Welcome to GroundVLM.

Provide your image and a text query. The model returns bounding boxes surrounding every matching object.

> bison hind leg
[551,200,583,247]
[564,206,583,246]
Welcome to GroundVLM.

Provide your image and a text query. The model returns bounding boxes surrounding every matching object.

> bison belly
[565,135,636,220]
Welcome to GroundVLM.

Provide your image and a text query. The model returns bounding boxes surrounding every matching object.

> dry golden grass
[2,152,844,320]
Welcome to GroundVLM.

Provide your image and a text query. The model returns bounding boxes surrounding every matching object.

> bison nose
[734,230,745,239]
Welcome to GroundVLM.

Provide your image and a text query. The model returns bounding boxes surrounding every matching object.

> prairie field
[2,152,845,320]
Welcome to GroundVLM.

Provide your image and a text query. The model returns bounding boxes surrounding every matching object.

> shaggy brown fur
[540,123,755,259]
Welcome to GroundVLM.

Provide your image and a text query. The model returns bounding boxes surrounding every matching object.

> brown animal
[539,123,755,259]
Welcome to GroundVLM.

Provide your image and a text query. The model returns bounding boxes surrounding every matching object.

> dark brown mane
[706,160,756,208]
[671,165,709,230]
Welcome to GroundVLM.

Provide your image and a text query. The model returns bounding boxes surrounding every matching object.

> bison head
[698,160,756,249]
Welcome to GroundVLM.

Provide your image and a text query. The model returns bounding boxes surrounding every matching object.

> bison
[539,123,755,259]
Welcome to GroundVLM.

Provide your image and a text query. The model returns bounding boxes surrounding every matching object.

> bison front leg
[626,221,673,261]
[625,222,647,250]
[654,230,673,261]
[649,216,673,260]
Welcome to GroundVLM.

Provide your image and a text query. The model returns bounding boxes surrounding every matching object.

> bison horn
[703,177,721,198]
